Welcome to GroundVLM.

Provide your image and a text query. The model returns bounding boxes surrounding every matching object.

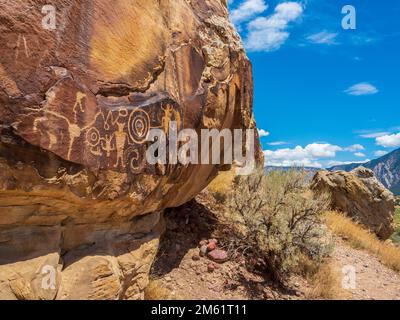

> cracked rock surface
[0,0,261,299]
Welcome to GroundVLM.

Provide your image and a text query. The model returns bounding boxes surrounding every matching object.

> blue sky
[228,0,400,167]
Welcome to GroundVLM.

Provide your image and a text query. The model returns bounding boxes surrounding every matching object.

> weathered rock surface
[311,167,395,239]
[0,0,261,299]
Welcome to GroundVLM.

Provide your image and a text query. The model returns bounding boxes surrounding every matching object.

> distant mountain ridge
[329,148,400,195]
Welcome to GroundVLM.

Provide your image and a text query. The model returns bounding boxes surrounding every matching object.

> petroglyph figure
[128,109,150,144]
[100,134,115,158]
[86,127,102,156]
[113,122,128,168]
[15,34,30,60]
[73,92,86,119]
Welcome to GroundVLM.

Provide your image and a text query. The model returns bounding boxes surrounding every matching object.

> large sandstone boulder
[311,167,395,239]
[0,0,261,299]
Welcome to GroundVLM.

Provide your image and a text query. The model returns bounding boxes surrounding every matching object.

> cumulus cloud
[230,0,268,25]
[354,152,366,158]
[244,2,303,52]
[376,132,400,148]
[307,31,338,45]
[359,131,390,139]
[264,143,342,168]
[374,150,389,157]
[344,82,378,96]
[305,143,342,158]
[258,129,270,137]
[345,144,365,152]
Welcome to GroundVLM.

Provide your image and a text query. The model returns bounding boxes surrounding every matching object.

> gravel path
[332,239,400,300]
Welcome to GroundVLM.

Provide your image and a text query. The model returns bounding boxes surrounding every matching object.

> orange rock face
[1,0,260,205]
[0,0,261,299]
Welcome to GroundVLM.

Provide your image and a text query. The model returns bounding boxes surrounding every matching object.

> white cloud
[345,82,378,96]
[374,150,388,157]
[345,144,365,152]
[264,143,342,168]
[376,132,400,148]
[258,129,270,137]
[244,2,303,52]
[230,0,268,25]
[354,152,366,158]
[305,143,342,158]
[268,141,288,146]
[307,31,338,45]
[360,132,390,138]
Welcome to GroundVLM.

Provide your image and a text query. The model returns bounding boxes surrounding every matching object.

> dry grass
[144,279,174,300]
[296,254,346,300]
[325,211,400,272]
[306,261,348,300]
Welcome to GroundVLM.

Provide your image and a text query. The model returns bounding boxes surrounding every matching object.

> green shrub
[224,169,333,283]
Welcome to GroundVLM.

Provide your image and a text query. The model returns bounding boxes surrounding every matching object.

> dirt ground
[332,239,400,300]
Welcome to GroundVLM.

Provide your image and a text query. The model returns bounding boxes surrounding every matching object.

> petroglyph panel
[16,77,183,175]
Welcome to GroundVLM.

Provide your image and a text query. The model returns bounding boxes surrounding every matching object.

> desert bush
[224,169,333,283]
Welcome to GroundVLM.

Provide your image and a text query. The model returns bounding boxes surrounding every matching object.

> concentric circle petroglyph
[128,109,150,144]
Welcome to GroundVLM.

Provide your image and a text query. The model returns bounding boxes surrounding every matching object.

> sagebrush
[221,170,333,283]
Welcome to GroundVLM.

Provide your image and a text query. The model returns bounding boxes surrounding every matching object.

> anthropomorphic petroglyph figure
[100,134,115,158]
[114,122,128,168]
[73,92,86,120]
